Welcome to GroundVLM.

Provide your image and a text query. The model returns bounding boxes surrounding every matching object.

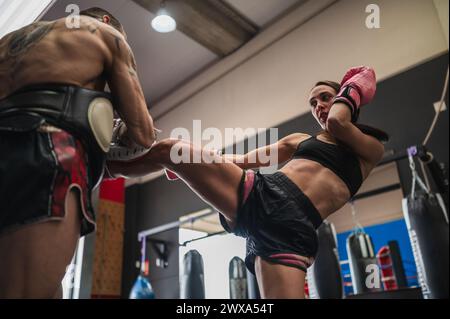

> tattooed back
[0,16,129,99]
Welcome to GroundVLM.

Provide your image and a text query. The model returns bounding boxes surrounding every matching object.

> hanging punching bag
[347,231,382,295]
[180,250,205,299]
[307,221,344,299]
[129,275,155,299]
[228,257,248,299]
[376,246,398,291]
[246,270,261,299]
[403,191,449,299]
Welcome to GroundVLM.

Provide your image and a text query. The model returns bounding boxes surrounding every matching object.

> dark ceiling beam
[132,0,259,56]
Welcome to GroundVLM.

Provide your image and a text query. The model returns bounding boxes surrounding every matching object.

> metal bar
[140,238,146,273]
[352,183,401,202]
[137,208,215,241]
[377,151,409,167]
[180,231,227,247]
[378,145,429,167]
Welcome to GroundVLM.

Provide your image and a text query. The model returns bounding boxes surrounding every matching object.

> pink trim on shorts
[243,170,255,204]
[268,253,315,270]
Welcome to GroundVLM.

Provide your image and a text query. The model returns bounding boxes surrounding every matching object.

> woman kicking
[109,66,386,299]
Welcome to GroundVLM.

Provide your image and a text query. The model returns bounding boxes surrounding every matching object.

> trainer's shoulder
[82,17,124,41]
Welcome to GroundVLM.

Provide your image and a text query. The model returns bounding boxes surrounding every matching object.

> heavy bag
[377,246,397,291]
[307,221,343,299]
[403,192,449,299]
[228,257,248,299]
[246,269,261,299]
[180,250,205,299]
[347,232,382,294]
[129,275,155,299]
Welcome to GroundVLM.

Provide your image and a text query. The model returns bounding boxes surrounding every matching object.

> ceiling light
[151,1,176,33]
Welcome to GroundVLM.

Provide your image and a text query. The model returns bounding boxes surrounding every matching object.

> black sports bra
[292,136,363,197]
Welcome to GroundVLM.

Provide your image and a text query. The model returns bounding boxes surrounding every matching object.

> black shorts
[220,171,323,275]
[0,127,97,236]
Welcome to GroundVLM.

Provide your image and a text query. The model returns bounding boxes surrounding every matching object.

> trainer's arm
[224,133,309,169]
[326,103,384,164]
[102,26,155,148]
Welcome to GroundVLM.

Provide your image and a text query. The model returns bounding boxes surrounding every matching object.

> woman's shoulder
[288,132,313,144]
[280,133,312,151]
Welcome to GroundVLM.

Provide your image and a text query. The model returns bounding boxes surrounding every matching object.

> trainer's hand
[107,119,156,162]
[112,119,132,147]
[333,66,376,122]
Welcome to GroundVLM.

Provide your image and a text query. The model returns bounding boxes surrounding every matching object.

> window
[0,0,55,38]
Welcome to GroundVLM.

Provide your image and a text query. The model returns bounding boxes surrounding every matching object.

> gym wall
[150,0,447,145]
[122,0,449,298]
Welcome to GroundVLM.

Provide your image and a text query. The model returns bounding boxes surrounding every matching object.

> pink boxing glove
[333,66,377,122]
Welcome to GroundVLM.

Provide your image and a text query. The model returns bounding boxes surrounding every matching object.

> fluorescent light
[151,13,177,33]
[0,0,55,38]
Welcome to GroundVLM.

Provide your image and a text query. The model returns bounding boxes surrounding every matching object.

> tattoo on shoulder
[87,23,99,34]
[111,34,138,78]
[7,22,55,57]
[128,66,138,77]
[128,48,138,77]
[115,37,121,52]
[104,30,138,78]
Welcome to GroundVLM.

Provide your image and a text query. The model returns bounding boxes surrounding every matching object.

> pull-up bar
[180,230,227,247]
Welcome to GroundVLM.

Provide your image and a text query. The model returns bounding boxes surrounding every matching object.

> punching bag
[129,275,155,299]
[347,231,382,295]
[377,246,398,291]
[307,221,343,299]
[228,257,248,299]
[246,270,261,299]
[403,192,449,299]
[180,250,205,299]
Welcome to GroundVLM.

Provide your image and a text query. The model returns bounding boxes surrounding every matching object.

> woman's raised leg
[109,138,246,221]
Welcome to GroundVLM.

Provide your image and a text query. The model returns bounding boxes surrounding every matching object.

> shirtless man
[0,7,155,298]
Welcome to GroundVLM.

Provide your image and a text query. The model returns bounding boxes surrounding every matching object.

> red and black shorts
[0,126,97,236]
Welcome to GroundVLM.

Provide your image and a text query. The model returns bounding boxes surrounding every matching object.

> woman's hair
[314,81,341,93]
[80,7,125,34]
[313,80,390,143]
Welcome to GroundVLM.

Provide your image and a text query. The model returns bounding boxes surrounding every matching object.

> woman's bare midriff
[279,158,353,220]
